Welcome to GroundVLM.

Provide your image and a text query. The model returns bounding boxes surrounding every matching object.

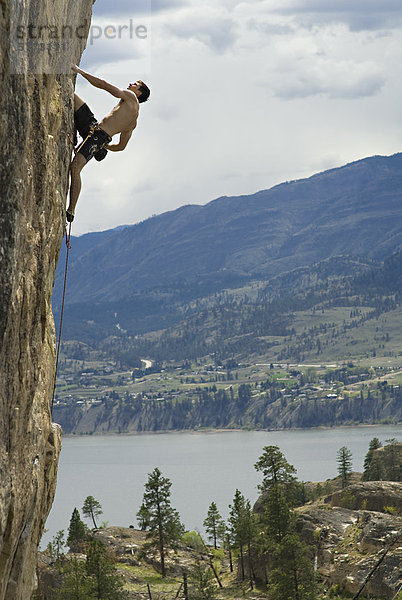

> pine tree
[189,559,217,600]
[137,467,184,577]
[47,530,66,561]
[254,445,297,494]
[262,484,291,543]
[86,540,127,599]
[82,496,103,529]
[228,490,256,582]
[203,502,226,549]
[67,508,87,552]
[243,498,257,589]
[384,438,402,481]
[337,446,353,488]
[56,557,96,600]
[268,533,317,600]
[362,437,382,481]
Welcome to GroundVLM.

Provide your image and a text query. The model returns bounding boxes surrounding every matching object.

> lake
[41,425,401,548]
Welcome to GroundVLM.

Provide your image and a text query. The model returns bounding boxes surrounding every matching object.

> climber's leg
[67,152,87,221]
[74,93,85,112]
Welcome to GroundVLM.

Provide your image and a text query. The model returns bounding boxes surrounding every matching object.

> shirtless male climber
[66,64,150,222]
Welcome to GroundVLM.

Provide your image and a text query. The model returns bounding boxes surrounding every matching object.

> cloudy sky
[73,0,402,235]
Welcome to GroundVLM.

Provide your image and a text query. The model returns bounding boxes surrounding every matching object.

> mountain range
[53,153,402,359]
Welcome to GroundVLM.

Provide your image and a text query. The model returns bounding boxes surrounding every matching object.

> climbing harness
[51,221,72,416]
[76,124,111,151]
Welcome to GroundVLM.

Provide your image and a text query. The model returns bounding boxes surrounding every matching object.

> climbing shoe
[66,209,75,223]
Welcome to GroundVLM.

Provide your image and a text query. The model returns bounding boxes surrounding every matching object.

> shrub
[183,531,204,552]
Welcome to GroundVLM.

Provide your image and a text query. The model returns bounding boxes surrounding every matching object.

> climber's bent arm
[107,130,134,152]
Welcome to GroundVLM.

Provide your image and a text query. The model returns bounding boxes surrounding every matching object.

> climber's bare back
[99,95,139,137]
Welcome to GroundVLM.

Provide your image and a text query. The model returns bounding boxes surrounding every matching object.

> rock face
[329,481,402,515]
[0,1,93,598]
[297,486,402,599]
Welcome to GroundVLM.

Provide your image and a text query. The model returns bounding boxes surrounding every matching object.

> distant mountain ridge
[55,154,402,306]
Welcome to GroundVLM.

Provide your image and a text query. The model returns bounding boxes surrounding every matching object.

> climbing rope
[51,221,72,416]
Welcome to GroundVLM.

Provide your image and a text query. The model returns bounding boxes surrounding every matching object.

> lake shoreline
[44,424,401,550]
[61,421,401,438]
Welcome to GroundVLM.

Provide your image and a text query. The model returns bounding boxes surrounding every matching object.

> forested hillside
[53,155,402,432]
[54,154,402,363]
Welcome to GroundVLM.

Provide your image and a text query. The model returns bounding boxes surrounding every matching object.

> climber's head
[128,80,150,103]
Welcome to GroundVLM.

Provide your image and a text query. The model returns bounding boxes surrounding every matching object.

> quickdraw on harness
[76,124,111,161]
[76,123,99,152]
[51,221,72,416]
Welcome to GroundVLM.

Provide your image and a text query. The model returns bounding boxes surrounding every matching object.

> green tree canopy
[56,557,96,600]
[261,484,291,544]
[82,496,103,529]
[47,530,65,561]
[189,559,217,600]
[137,467,184,577]
[86,540,127,599]
[203,502,226,550]
[228,490,256,583]
[362,437,382,481]
[254,445,297,493]
[67,508,87,552]
[337,446,353,488]
[268,533,317,600]
[383,438,402,481]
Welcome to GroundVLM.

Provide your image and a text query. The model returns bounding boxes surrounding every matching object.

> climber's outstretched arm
[71,65,135,100]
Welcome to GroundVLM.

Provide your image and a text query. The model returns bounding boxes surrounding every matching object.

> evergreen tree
[254,445,297,494]
[82,496,103,529]
[243,498,258,589]
[223,533,233,573]
[67,508,87,552]
[137,467,184,577]
[189,559,217,600]
[228,490,256,582]
[47,530,66,561]
[252,446,317,597]
[268,533,317,600]
[362,437,382,481]
[262,484,291,543]
[337,446,353,488]
[237,384,251,407]
[56,557,96,600]
[203,502,226,549]
[384,438,402,481]
[86,540,127,599]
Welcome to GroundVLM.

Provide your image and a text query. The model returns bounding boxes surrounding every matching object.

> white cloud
[70,0,402,235]
[165,6,239,52]
[93,0,187,17]
[272,0,402,31]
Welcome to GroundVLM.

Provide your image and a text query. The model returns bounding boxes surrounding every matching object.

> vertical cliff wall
[0,1,93,598]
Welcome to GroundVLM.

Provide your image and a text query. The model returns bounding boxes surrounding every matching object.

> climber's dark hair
[137,80,150,103]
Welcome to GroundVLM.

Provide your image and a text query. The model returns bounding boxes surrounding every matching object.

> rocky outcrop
[36,527,205,598]
[328,481,402,515]
[0,1,93,598]
[297,504,402,599]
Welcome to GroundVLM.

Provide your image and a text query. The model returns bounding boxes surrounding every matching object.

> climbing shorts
[74,103,112,162]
